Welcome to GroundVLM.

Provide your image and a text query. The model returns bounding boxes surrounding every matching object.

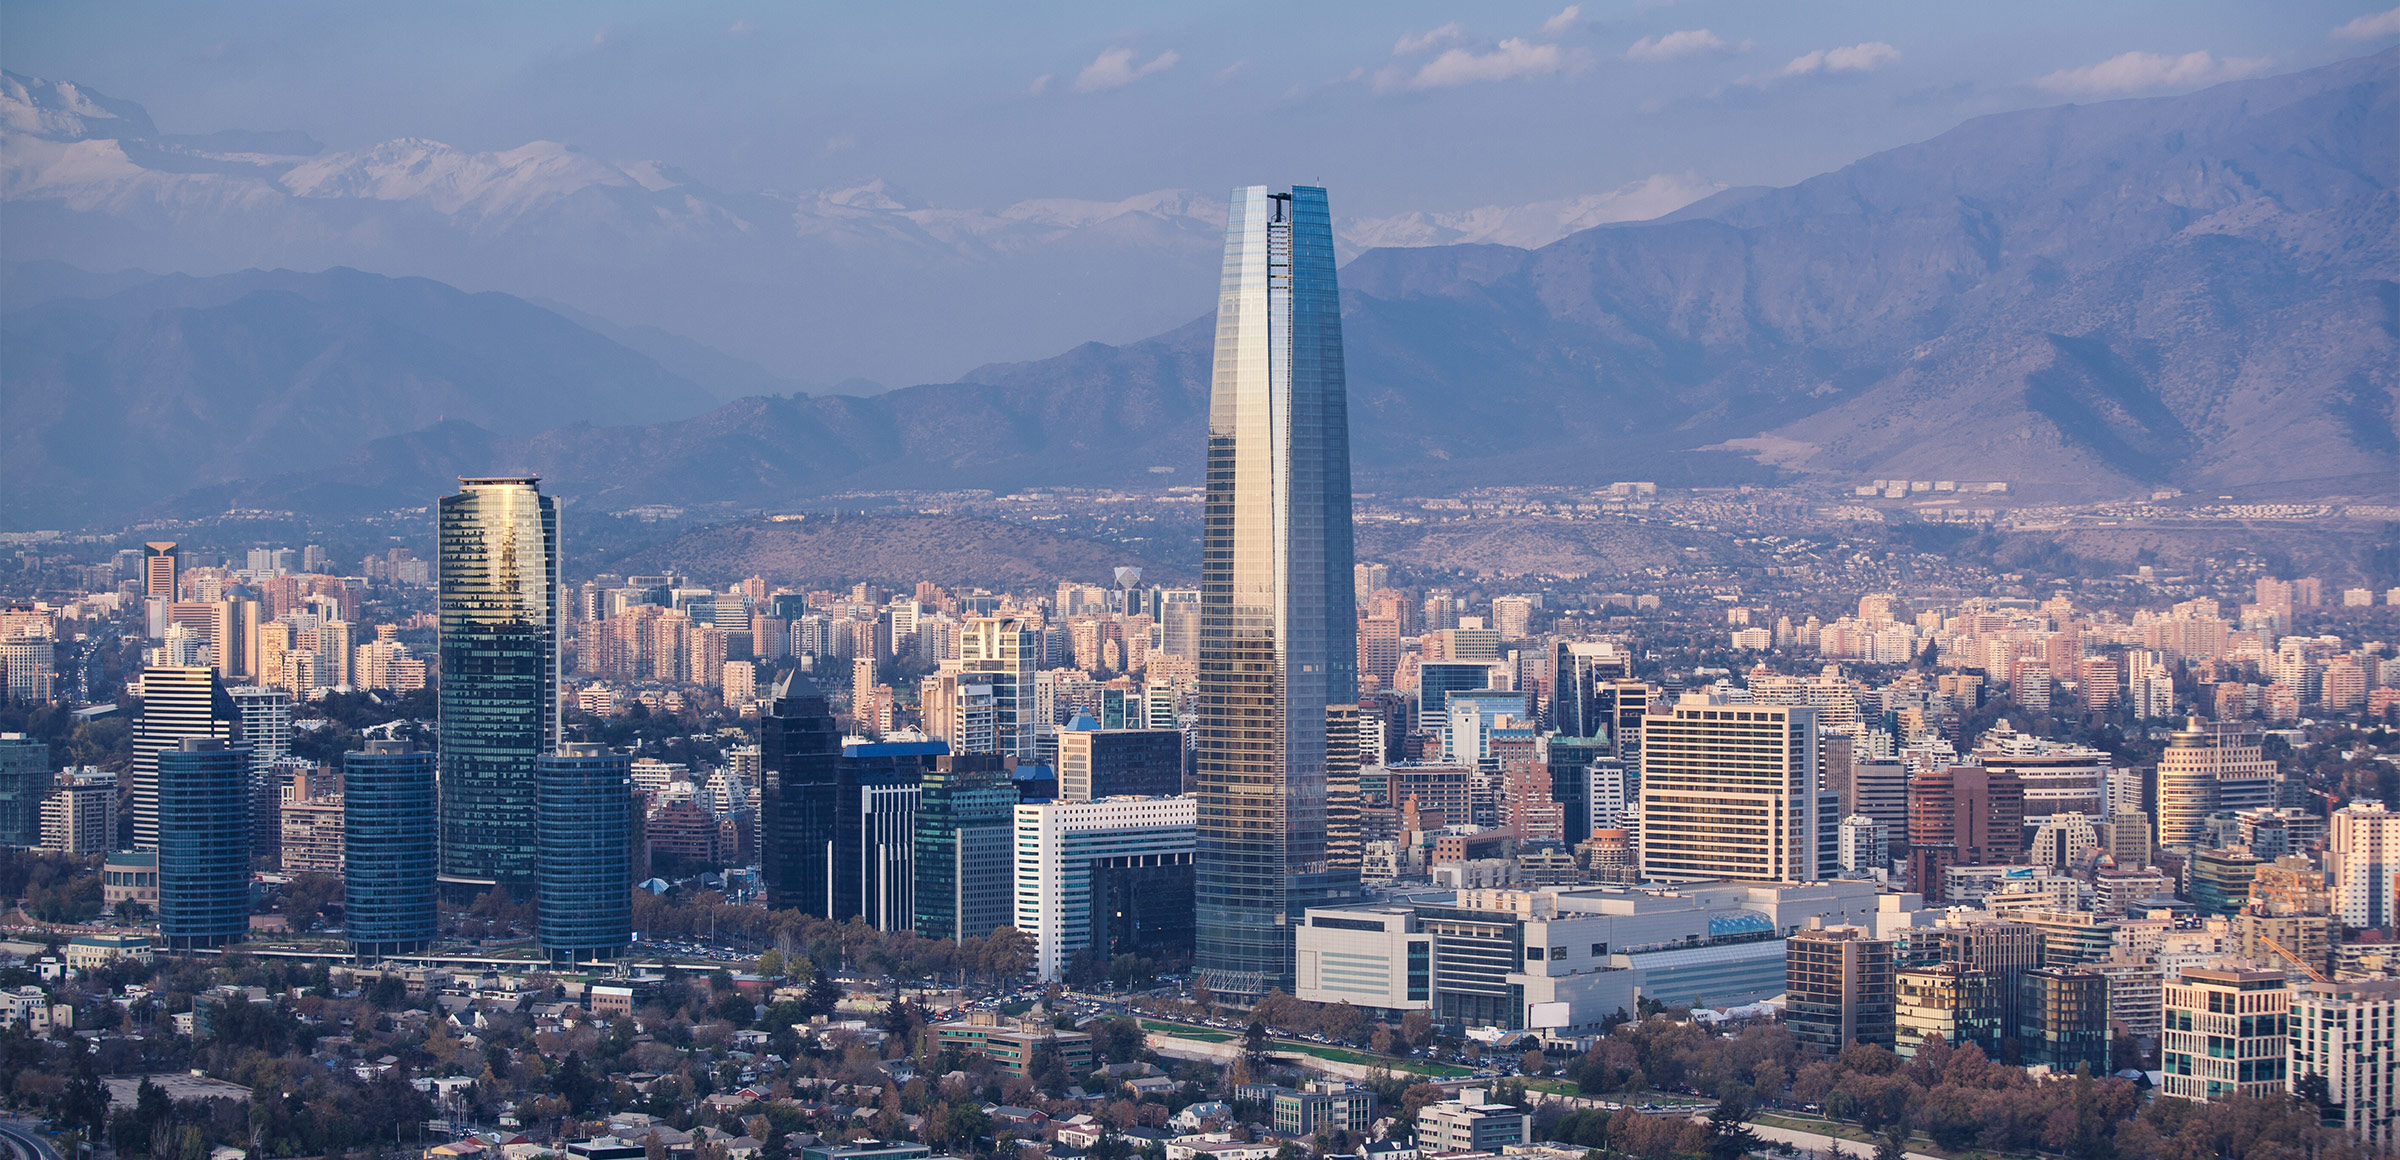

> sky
[8,1,2397,218]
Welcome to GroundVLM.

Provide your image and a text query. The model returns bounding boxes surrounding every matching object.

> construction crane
[2259,932,2328,983]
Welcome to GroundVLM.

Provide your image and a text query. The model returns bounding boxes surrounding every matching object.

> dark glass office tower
[760,672,843,913]
[1195,185,1359,998]
[157,738,252,950]
[436,476,558,899]
[0,734,52,848]
[344,740,437,958]
[537,743,632,964]
[914,753,1017,942]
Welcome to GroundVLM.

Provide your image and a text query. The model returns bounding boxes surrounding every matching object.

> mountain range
[0,70,1701,389]
[2,50,2393,531]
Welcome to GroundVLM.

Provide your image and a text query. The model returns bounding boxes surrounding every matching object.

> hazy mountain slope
[0,266,719,526]
[0,71,1714,389]
[9,52,2393,529]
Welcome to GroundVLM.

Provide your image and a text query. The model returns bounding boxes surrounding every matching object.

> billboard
[1528,1001,1570,1029]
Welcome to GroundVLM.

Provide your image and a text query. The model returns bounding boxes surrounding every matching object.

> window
[1526,947,1544,961]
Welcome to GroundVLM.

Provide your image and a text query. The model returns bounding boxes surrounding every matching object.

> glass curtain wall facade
[536,743,632,964]
[1195,184,1359,998]
[437,476,559,898]
[157,739,252,950]
[915,753,1017,942]
[761,673,843,914]
[344,740,437,957]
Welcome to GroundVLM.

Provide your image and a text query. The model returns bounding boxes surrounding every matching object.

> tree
[1242,1021,1273,1073]
[1702,1094,1764,1160]
[1871,1124,1907,1160]
[1400,1009,1434,1049]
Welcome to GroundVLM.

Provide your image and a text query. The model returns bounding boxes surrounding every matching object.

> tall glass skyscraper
[157,738,252,950]
[344,740,437,958]
[436,476,559,899]
[760,672,843,913]
[537,743,633,964]
[1194,185,1359,998]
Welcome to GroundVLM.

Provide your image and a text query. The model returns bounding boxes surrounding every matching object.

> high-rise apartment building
[1785,926,1896,1052]
[436,476,559,898]
[1194,184,1358,998]
[2162,966,2290,1102]
[537,743,633,965]
[1016,795,1197,980]
[1326,704,1363,872]
[130,665,236,851]
[2289,979,2400,1147]
[156,738,252,950]
[960,617,1037,760]
[344,740,437,958]
[229,685,293,860]
[913,753,1017,942]
[2329,800,2399,930]
[40,769,116,855]
[1639,694,1832,883]
[2156,721,2279,849]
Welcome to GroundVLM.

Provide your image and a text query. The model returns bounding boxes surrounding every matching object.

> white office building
[1014,795,1196,980]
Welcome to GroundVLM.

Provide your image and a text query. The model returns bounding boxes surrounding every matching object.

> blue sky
[7,1,2396,215]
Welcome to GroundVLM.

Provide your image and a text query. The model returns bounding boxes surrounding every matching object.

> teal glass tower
[437,476,559,899]
[537,743,632,964]
[1195,185,1359,998]
[157,738,252,950]
[344,740,437,958]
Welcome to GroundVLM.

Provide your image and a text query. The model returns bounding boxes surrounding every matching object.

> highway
[0,1121,62,1160]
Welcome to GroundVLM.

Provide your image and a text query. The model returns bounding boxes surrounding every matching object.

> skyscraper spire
[1194,185,1359,998]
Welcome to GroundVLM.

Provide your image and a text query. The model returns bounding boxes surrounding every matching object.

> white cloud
[1777,41,1900,78]
[2032,50,2270,97]
[1625,28,1732,62]
[727,19,755,35]
[1216,59,1251,82]
[1028,73,1053,95]
[1542,6,1583,38]
[2331,6,2400,40]
[1394,38,1576,90]
[1394,23,1466,55]
[1073,46,1180,93]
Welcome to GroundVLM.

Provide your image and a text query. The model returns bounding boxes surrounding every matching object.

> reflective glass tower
[760,672,843,913]
[157,738,252,950]
[344,740,437,958]
[536,743,633,964]
[436,476,559,899]
[1195,185,1358,998]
